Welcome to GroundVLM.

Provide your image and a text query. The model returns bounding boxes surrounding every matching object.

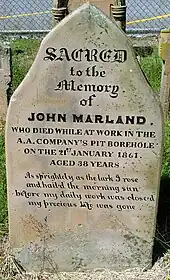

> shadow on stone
[153,177,170,263]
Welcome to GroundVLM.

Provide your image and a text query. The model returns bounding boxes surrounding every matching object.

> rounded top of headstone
[47,2,126,40]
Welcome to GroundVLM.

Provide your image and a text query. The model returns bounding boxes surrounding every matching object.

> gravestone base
[13,230,152,272]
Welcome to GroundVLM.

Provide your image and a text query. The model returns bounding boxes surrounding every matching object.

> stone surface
[68,0,112,16]
[0,41,11,124]
[6,4,163,273]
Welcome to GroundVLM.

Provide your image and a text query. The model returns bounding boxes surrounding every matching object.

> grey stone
[6,4,163,273]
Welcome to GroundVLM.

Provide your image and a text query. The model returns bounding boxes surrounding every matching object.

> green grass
[11,39,41,91]
[140,47,162,92]
[0,39,168,233]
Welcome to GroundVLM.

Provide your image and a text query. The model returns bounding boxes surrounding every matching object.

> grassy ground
[11,39,41,91]
[0,39,170,279]
[140,47,162,92]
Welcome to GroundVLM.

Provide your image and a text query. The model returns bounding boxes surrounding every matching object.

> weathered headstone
[6,4,163,273]
[0,41,11,125]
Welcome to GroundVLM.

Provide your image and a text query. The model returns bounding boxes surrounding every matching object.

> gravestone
[0,41,11,126]
[6,4,163,273]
